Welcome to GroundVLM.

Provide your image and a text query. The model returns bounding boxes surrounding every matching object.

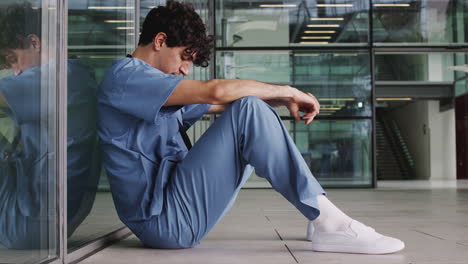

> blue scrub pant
[132,96,326,249]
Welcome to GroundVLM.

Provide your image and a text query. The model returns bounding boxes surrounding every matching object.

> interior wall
[389,101,431,180]
[427,101,457,180]
[388,100,456,180]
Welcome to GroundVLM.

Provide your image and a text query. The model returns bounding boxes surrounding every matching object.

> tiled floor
[81,180,468,264]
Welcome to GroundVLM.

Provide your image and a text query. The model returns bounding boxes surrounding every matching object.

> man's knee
[236,95,264,105]
[231,96,269,112]
[223,96,278,128]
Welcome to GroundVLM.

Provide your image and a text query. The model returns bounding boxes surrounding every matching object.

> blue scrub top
[0,66,44,219]
[98,57,210,223]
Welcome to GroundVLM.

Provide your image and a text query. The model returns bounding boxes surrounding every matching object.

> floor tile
[81,236,296,264]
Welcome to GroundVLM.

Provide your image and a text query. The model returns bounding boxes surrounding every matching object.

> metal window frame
[369,0,377,188]
[57,0,67,261]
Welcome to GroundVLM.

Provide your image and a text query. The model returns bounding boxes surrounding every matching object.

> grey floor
[81,180,468,264]
[68,192,123,251]
[0,192,122,264]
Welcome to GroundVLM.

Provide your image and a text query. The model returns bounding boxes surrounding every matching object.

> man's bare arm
[165,79,292,106]
[166,78,320,124]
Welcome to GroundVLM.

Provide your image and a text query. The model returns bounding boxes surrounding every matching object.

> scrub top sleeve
[181,103,211,131]
[119,69,183,123]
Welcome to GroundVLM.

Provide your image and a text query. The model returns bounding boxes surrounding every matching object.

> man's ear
[27,34,41,51]
[153,32,167,51]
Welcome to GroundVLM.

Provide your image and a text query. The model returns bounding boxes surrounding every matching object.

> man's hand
[285,87,320,125]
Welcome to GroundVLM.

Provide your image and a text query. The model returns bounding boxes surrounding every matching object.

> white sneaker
[309,220,405,254]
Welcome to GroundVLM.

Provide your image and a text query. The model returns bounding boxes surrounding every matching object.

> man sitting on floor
[98,0,405,254]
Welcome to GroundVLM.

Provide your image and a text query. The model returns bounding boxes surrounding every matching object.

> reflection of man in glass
[0,2,99,249]
[99,1,404,254]
[319,140,336,177]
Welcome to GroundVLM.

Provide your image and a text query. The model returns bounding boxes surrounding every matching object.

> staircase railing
[379,116,414,179]
[390,120,415,171]
[376,119,401,179]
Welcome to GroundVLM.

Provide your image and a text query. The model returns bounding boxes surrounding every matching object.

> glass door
[0,0,59,262]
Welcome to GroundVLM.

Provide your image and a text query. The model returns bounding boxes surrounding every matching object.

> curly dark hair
[0,2,41,69]
[139,1,213,67]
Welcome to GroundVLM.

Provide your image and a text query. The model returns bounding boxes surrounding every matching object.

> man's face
[2,35,41,75]
[8,48,37,75]
[155,43,193,77]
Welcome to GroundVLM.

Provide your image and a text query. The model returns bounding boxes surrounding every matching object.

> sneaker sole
[311,243,405,255]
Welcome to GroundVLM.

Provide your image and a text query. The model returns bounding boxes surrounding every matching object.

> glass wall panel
[292,51,372,117]
[454,53,468,97]
[217,50,372,117]
[373,0,468,45]
[0,0,57,263]
[375,52,468,98]
[293,119,372,186]
[375,53,467,82]
[66,0,134,251]
[216,0,370,47]
[216,50,373,186]
[240,117,373,187]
